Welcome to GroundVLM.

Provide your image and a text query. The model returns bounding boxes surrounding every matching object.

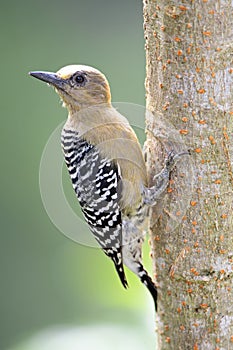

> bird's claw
[165,150,190,172]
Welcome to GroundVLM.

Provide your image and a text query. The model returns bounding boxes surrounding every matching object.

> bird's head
[29,65,111,111]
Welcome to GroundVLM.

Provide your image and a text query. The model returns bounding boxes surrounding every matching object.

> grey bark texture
[143,1,233,349]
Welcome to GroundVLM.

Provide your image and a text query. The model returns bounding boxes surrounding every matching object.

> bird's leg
[143,151,189,206]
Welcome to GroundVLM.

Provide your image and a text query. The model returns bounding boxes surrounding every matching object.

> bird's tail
[138,264,157,311]
[113,258,128,289]
[103,247,128,289]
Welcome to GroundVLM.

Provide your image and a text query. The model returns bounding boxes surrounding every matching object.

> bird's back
[63,105,147,215]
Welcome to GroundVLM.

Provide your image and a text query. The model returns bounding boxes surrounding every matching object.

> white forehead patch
[56,65,103,79]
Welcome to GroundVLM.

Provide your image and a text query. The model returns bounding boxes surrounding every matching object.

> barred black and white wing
[61,129,128,288]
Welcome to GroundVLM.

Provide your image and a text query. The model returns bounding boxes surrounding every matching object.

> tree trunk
[143,1,233,349]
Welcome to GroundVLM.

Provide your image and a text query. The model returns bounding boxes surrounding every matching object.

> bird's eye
[73,74,86,85]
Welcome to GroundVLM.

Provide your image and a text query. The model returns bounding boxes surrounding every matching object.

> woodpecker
[30,65,185,311]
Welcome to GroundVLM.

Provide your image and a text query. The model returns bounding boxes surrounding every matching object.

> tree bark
[143,1,233,349]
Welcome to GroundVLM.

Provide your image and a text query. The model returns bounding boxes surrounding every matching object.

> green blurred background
[1,0,155,349]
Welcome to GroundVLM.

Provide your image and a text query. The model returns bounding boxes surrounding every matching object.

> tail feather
[103,248,128,289]
[138,264,157,311]
[113,259,128,289]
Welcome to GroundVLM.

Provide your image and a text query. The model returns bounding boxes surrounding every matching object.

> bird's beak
[29,71,65,89]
